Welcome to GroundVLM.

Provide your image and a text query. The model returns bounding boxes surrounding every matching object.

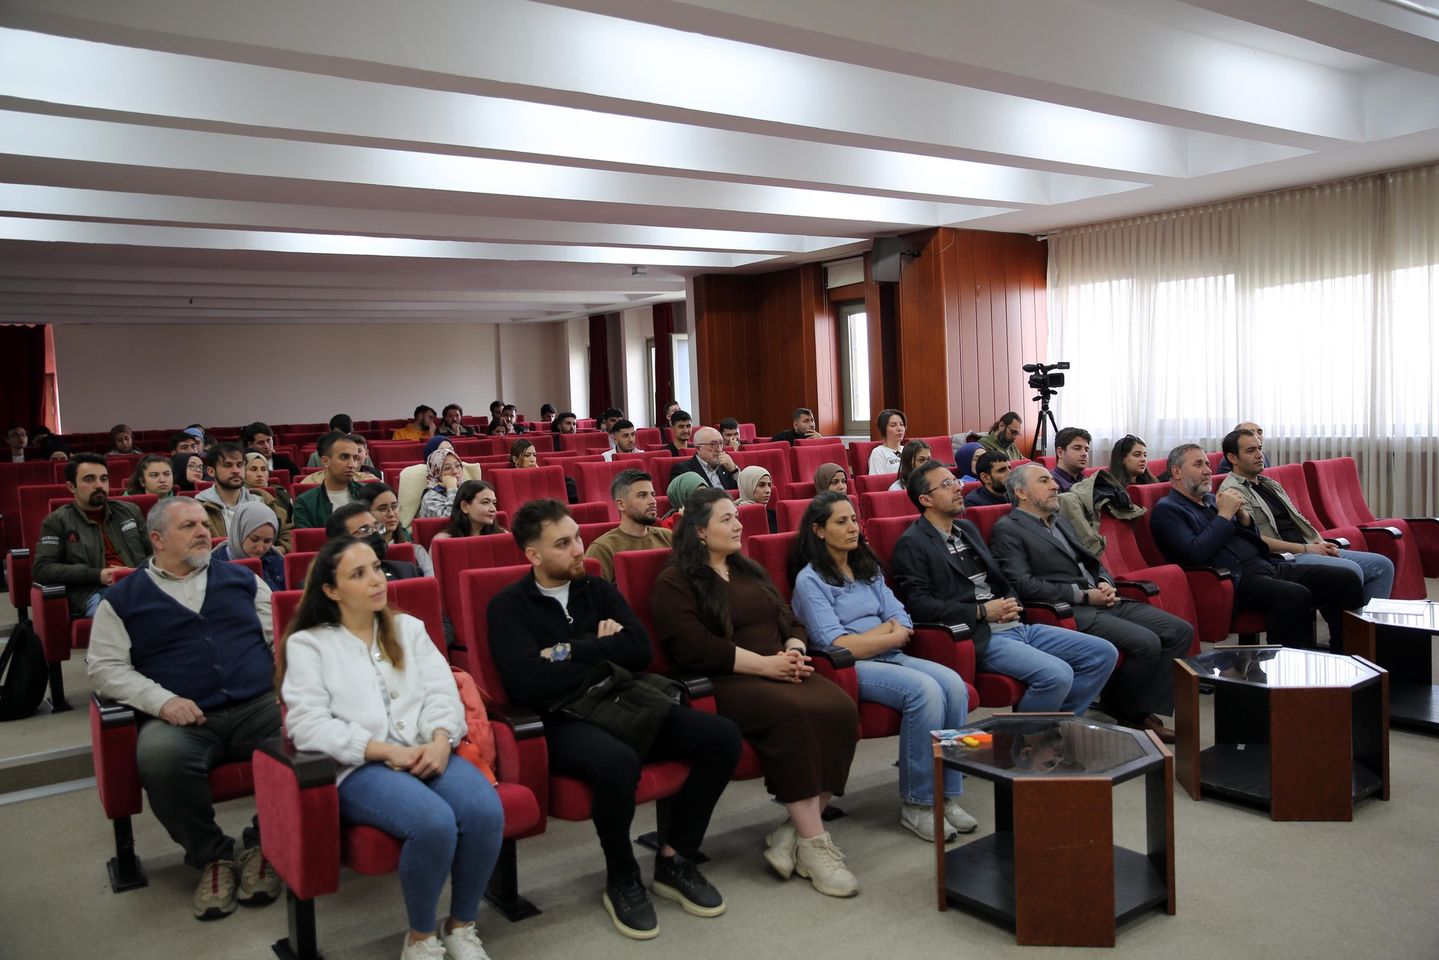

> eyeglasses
[697,441,723,450]
[351,523,387,537]
[926,477,961,494]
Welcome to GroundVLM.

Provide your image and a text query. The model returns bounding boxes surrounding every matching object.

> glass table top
[938,716,1159,781]
[1353,599,1439,633]
[1185,647,1380,690]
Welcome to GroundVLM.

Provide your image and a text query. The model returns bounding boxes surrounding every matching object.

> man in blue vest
[88,497,283,921]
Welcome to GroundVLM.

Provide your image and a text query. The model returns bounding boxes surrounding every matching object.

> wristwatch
[551,642,572,662]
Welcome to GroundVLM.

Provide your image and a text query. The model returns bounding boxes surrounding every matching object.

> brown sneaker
[193,859,239,920]
[237,845,281,905]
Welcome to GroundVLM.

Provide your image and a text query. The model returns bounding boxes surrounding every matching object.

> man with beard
[1150,443,1364,648]
[33,453,151,617]
[664,410,694,458]
[291,431,367,528]
[88,497,282,920]
[323,501,421,581]
[487,499,741,941]
[585,469,672,580]
[989,464,1191,742]
[601,419,643,463]
[197,442,292,553]
[962,452,1012,508]
[552,411,579,435]
[1049,427,1091,493]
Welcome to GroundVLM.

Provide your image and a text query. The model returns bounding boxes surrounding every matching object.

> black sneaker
[603,873,659,940]
[652,855,726,918]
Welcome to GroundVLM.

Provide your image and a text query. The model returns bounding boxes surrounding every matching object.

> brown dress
[652,566,859,802]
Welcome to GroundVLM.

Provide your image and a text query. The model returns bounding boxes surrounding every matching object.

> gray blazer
[989,510,1115,629]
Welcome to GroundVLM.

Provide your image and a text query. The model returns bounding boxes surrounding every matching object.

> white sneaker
[900,803,957,843]
[943,798,979,834]
[763,822,797,879]
[440,922,492,960]
[400,935,447,960]
[794,831,859,897]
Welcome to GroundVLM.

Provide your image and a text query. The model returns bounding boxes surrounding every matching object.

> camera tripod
[1030,391,1061,456]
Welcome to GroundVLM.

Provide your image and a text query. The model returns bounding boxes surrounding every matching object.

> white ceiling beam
[0,278,677,303]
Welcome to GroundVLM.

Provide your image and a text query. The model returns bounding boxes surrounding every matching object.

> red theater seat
[1304,456,1435,591]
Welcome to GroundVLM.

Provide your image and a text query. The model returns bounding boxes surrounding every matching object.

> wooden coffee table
[1173,646,1388,821]
[932,714,1175,947]
[1343,602,1439,732]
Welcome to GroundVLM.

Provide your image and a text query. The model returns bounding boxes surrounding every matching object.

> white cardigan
[281,614,465,783]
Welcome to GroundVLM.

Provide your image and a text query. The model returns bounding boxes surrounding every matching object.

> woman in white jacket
[279,536,504,960]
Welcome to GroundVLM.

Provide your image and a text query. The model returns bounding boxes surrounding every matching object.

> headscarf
[170,452,202,491]
[954,442,985,480]
[813,462,846,493]
[664,471,709,519]
[423,435,453,459]
[243,451,269,488]
[226,501,280,557]
[425,447,459,491]
[736,465,771,506]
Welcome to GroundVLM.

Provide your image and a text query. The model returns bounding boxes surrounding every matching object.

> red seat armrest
[486,701,549,820]
[910,622,977,683]
[6,548,32,612]
[32,582,73,663]
[252,739,341,901]
[1178,566,1237,644]
[1021,601,1075,630]
[90,695,143,819]
[807,644,859,705]
[1114,578,1159,598]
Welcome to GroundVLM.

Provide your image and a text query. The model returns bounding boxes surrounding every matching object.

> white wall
[53,322,572,432]
[619,305,655,427]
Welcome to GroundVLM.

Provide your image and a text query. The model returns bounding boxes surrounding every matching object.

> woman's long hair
[126,454,170,494]
[1109,435,1158,485]
[896,439,932,490]
[787,491,882,587]
[276,536,402,688]
[443,479,505,538]
[669,486,783,637]
[508,438,534,467]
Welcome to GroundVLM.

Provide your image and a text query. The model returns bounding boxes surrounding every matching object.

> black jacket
[889,516,1016,656]
[270,454,302,476]
[486,571,652,709]
[669,454,738,491]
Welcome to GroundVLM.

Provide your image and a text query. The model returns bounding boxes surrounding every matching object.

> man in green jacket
[980,411,1024,461]
[33,453,152,617]
[290,431,367,528]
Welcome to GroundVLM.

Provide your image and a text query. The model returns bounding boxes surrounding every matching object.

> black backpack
[0,618,49,721]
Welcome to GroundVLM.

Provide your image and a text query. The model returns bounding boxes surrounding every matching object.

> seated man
[1151,444,1365,648]
[539,402,557,424]
[979,412,1023,461]
[488,400,504,424]
[670,427,739,491]
[239,421,302,476]
[989,465,1192,741]
[87,497,282,920]
[502,403,529,434]
[602,419,642,462]
[33,453,152,618]
[1050,427,1090,493]
[598,407,624,436]
[171,428,203,458]
[324,501,421,580]
[391,405,437,441]
[552,411,579,435]
[6,424,27,462]
[889,460,1117,716]
[770,407,821,444]
[1215,421,1269,474]
[291,431,367,528]
[963,452,1011,508]
[304,415,358,468]
[717,418,742,452]
[196,442,292,554]
[488,499,741,939]
[436,403,476,437]
[300,434,380,485]
[664,410,694,457]
[1218,428,1393,602]
[108,424,136,456]
[585,469,673,580]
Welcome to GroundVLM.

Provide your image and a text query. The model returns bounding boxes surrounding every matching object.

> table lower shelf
[1198,743,1384,807]
[1389,684,1439,732]
[943,833,1168,929]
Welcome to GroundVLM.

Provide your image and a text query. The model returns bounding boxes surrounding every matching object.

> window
[837,303,870,435]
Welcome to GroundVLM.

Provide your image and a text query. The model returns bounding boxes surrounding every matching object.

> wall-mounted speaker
[872,238,902,283]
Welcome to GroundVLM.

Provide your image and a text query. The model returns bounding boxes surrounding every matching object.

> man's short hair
[670,409,692,426]
[511,498,571,550]
[608,418,635,436]
[325,500,375,540]
[717,417,739,432]
[317,430,354,458]
[502,404,518,415]
[240,422,273,445]
[906,459,949,510]
[328,413,354,433]
[540,403,556,417]
[1006,463,1045,505]
[610,468,651,501]
[442,403,462,418]
[975,451,1006,479]
[109,423,131,440]
[148,495,198,534]
[65,452,107,486]
[170,430,196,450]
[792,407,814,422]
[1054,427,1092,449]
[1167,443,1204,476]
[1221,429,1256,460]
[552,411,577,432]
[413,405,435,420]
[600,407,623,421]
[205,441,245,469]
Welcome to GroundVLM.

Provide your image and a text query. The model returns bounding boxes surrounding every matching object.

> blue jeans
[338,756,504,933]
[855,651,969,805]
[980,625,1118,714]
[84,588,108,617]
[1295,549,1393,603]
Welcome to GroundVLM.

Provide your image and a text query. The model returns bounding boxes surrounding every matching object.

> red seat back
[1126,483,1174,567]
[1095,512,1153,577]
[648,456,693,487]
[854,473,898,495]
[771,496,860,537]
[411,516,448,550]
[793,436,842,448]
[576,460,635,511]
[848,441,882,478]
[556,433,611,453]
[731,447,792,485]
[1303,457,1376,528]
[964,504,1011,543]
[746,531,798,601]
[1206,451,1224,473]
[430,533,526,629]
[613,548,675,672]
[272,578,445,657]
[790,444,848,487]
[19,484,71,548]
[489,466,567,512]
[859,490,916,520]
[0,463,67,552]
[778,480,816,501]
[916,436,956,466]
[864,516,913,575]
[577,521,616,548]
[291,527,327,552]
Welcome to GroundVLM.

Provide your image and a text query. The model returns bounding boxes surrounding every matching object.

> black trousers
[1078,601,1194,720]
[545,704,742,882]
[1234,562,1366,648]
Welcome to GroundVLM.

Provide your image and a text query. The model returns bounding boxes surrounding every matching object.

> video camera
[1023,361,1070,392]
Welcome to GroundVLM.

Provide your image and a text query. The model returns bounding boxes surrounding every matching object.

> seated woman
[126,453,174,497]
[279,537,504,960]
[660,472,707,530]
[243,451,292,518]
[431,480,506,542]
[867,408,906,475]
[170,452,205,492]
[887,439,932,492]
[788,492,976,843]
[360,481,433,577]
[813,463,848,496]
[1056,434,1154,558]
[736,465,776,533]
[417,448,465,520]
[651,487,861,898]
[509,438,579,503]
[486,419,512,437]
[211,500,285,591]
[952,441,986,482]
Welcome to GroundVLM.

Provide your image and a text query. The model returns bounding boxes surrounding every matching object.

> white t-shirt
[537,580,571,617]
[869,444,902,475]
[326,487,352,510]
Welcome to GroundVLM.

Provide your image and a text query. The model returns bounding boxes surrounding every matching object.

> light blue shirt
[791,563,912,650]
